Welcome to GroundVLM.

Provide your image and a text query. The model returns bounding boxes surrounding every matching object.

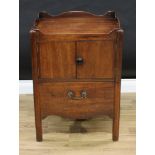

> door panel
[39,42,76,79]
[77,41,114,79]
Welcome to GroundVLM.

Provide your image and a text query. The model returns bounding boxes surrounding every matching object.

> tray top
[32,11,120,35]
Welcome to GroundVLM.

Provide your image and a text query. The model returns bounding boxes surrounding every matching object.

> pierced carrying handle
[67,90,87,100]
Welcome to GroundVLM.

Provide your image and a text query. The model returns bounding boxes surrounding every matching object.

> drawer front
[39,82,114,119]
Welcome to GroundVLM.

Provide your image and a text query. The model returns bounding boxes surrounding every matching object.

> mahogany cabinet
[30,11,124,141]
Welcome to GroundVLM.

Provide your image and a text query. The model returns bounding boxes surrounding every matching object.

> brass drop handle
[67,90,87,100]
[76,57,83,65]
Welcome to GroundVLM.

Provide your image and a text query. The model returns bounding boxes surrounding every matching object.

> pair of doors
[38,40,114,79]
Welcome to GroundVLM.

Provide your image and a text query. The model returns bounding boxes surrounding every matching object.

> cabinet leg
[34,100,43,141]
[112,82,121,141]
[34,98,42,141]
[33,81,43,142]
[113,116,119,141]
[35,118,42,142]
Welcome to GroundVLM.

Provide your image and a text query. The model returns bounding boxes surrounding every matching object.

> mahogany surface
[39,82,114,119]
[30,11,124,142]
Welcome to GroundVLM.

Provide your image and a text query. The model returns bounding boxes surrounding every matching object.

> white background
[0,0,19,154]
[0,0,155,154]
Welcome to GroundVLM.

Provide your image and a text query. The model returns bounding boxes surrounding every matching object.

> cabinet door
[39,42,76,79]
[77,41,114,79]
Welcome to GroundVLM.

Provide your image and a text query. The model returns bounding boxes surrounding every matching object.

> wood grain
[30,30,42,141]
[39,41,76,79]
[38,31,117,41]
[77,40,114,79]
[113,29,124,141]
[20,93,136,155]
[38,82,114,119]
[30,11,124,141]
[35,11,119,35]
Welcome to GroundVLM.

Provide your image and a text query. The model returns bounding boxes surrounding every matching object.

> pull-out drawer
[39,82,114,119]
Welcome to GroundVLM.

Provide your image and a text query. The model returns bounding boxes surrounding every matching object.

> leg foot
[112,119,119,141]
[36,137,43,142]
[112,134,119,141]
[35,119,43,142]
[112,82,121,141]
